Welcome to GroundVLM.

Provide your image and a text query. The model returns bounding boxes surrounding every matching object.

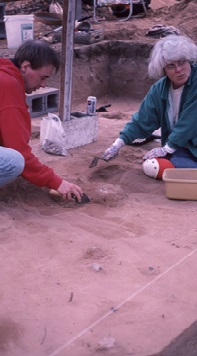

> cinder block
[62,113,98,149]
[26,87,59,118]
[26,93,45,118]
[44,89,59,113]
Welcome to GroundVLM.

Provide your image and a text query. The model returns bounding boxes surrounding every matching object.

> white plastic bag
[49,0,63,14]
[40,113,68,156]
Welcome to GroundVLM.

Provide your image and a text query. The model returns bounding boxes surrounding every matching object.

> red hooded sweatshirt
[0,58,62,189]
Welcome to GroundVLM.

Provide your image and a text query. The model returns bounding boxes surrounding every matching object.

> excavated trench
[46,39,155,107]
[71,40,154,106]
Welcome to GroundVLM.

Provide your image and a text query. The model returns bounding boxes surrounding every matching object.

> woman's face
[164,60,191,89]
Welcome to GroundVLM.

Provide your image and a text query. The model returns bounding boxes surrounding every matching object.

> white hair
[148,34,197,79]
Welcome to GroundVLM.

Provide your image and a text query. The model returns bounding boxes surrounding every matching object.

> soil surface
[1,1,197,356]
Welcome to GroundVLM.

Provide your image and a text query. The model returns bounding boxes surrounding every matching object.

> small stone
[148,266,154,271]
[91,262,103,272]
[97,337,115,350]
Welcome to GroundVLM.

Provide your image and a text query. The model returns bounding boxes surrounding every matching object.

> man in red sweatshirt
[0,39,83,201]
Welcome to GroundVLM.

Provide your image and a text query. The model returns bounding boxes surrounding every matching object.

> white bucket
[4,14,34,49]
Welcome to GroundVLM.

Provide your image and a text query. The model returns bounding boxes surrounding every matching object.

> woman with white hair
[101,34,197,179]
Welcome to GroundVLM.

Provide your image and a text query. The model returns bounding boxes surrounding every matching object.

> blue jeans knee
[0,147,25,187]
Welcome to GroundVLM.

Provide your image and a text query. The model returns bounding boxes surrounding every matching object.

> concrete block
[26,87,59,118]
[44,90,59,113]
[62,113,98,149]
[26,94,45,118]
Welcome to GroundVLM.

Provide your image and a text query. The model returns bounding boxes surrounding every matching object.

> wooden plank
[59,0,76,121]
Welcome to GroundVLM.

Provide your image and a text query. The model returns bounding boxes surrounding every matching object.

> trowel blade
[89,154,118,168]
[89,156,99,168]
[72,193,90,205]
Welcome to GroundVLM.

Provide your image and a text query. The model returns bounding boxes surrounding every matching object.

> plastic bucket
[4,14,34,49]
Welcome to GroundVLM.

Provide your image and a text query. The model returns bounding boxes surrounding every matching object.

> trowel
[49,190,90,204]
[96,104,111,112]
[89,154,118,168]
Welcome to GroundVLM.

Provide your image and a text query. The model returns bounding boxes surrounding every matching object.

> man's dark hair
[14,39,60,73]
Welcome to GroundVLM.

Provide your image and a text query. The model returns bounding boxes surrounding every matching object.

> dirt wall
[69,40,154,106]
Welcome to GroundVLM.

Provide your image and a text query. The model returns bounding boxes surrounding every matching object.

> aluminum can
[87,96,97,116]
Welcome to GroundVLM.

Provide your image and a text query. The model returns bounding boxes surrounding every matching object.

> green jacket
[119,64,197,157]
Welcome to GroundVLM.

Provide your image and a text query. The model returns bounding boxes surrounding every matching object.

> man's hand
[57,180,83,202]
[143,147,168,160]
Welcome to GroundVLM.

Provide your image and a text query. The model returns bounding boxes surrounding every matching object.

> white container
[87,96,97,116]
[4,14,34,49]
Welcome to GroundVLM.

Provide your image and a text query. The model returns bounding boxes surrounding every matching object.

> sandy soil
[1,1,197,356]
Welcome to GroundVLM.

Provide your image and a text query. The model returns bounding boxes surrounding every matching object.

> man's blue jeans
[0,147,25,187]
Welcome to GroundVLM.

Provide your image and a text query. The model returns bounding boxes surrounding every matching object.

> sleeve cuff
[113,138,125,150]
[164,143,176,154]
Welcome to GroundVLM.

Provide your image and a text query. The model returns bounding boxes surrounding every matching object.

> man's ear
[20,61,31,73]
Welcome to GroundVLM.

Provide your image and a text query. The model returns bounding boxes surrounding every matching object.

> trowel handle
[77,15,92,22]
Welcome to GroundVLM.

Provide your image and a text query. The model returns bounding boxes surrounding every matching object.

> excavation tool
[49,190,90,204]
[96,104,111,112]
[89,154,118,168]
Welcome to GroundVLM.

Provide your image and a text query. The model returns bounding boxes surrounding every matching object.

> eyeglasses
[165,60,187,71]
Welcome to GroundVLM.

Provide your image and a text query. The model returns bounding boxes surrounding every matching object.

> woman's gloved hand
[102,145,119,161]
[143,144,176,160]
[102,138,125,161]
[143,147,168,160]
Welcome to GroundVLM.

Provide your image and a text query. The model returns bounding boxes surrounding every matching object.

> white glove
[102,138,125,161]
[143,144,175,160]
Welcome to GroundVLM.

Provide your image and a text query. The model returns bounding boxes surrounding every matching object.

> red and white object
[143,158,174,180]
